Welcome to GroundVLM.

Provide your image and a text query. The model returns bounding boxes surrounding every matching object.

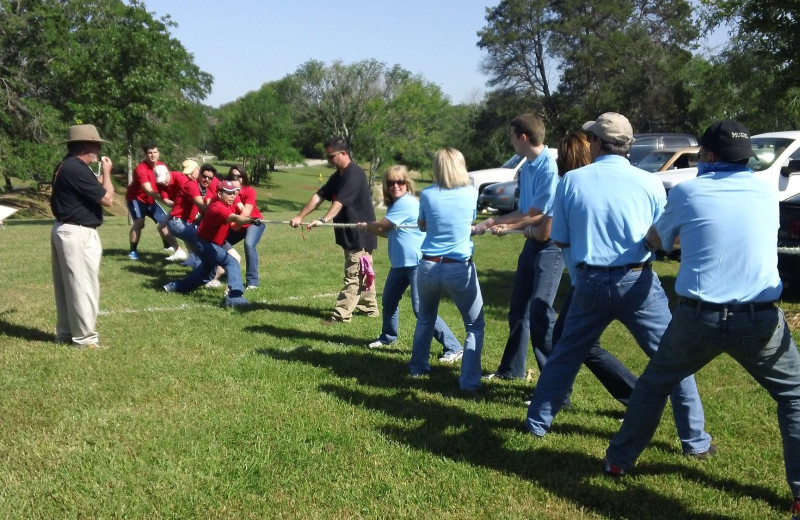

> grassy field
[1,163,799,519]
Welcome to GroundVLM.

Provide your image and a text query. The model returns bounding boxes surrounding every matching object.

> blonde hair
[381,165,415,206]
[432,148,469,189]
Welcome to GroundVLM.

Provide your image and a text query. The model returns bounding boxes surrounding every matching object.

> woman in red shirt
[226,165,265,290]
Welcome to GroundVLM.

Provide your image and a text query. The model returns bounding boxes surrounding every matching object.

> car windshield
[748,138,793,172]
[636,151,673,172]
[501,154,525,169]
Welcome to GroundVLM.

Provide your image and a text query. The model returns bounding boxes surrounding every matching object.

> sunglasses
[387,179,406,186]
[326,152,341,160]
[201,174,214,180]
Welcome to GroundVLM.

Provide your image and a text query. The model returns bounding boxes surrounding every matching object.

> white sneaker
[166,249,188,262]
[163,282,178,292]
[368,339,392,349]
[438,350,464,363]
[205,279,222,288]
[163,246,176,254]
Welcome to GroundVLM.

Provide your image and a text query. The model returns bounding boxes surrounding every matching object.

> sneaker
[163,282,178,293]
[321,316,350,325]
[482,372,518,381]
[438,350,464,363]
[205,279,222,288]
[224,296,249,307]
[166,249,188,262]
[245,285,259,291]
[523,399,532,407]
[686,444,717,460]
[127,251,139,260]
[791,497,800,520]
[163,246,175,254]
[368,339,392,349]
[602,458,626,477]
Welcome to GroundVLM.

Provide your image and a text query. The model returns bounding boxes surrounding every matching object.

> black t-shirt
[50,154,107,227]
[317,162,377,251]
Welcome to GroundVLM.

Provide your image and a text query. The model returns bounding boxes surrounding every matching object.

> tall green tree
[212,83,302,185]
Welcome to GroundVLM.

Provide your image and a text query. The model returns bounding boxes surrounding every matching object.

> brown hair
[510,113,546,146]
[556,132,591,176]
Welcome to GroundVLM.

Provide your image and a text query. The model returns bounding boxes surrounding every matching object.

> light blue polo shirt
[655,168,782,303]
[551,154,664,267]
[418,185,477,261]
[518,147,559,215]
[385,193,424,268]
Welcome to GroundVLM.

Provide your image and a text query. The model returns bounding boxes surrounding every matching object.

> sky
[140,0,494,108]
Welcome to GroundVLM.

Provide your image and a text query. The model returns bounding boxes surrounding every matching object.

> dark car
[778,191,800,285]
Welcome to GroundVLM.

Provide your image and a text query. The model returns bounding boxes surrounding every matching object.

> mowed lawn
[1,163,799,519]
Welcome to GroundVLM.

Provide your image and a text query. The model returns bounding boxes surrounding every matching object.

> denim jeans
[553,287,638,406]
[377,266,461,355]
[607,303,800,494]
[173,238,244,297]
[409,259,485,391]
[166,217,198,244]
[495,239,564,378]
[525,266,711,454]
[227,223,265,287]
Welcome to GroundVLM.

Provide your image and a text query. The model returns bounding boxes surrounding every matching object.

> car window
[749,138,794,172]
[673,152,700,169]
[636,151,672,172]
[663,137,693,147]
[501,155,525,169]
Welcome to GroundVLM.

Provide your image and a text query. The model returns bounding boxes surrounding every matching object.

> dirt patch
[785,310,800,330]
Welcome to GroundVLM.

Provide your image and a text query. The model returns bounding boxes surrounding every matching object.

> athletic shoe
[224,295,249,307]
[127,251,139,260]
[163,246,175,254]
[686,444,717,460]
[438,350,464,363]
[163,282,178,293]
[321,316,350,325]
[368,339,392,349]
[205,279,222,288]
[602,458,626,477]
[166,249,188,262]
[791,497,800,520]
[245,285,259,291]
[482,372,518,381]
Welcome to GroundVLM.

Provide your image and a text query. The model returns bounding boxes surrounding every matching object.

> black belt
[679,297,775,313]
[57,220,98,229]
[423,255,471,263]
[578,261,651,271]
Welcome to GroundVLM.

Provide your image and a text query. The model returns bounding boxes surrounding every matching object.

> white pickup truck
[468,154,527,197]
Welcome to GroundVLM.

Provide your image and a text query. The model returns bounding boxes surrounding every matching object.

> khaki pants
[332,248,378,321]
[51,223,102,346]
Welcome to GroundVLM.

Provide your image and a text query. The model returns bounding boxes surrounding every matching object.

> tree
[283,59,385,154]
[212,83,303,185]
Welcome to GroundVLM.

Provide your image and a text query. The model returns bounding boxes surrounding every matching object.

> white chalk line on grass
[98,292,339,316]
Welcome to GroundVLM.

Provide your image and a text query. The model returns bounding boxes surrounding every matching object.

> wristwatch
[318,217,328,224]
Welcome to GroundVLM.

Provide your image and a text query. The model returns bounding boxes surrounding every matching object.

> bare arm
[290,193,325,227]
[98,156,114,207]
[645,225,663,252]
[357,217,394,238]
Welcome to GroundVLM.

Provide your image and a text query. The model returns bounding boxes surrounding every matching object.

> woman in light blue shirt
[358,166,462,362]
[409,148,485,391]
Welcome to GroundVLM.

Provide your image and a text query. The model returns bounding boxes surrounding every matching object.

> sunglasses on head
[387,179,406,186]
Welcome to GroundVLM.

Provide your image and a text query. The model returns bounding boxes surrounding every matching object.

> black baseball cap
[699,119,756,162]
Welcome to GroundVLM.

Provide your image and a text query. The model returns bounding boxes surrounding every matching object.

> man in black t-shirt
[51,124,115,348]
[290,137,379,324]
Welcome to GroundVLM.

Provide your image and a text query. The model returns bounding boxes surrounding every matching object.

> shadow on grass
[262,198,305,213]
[257,344,787,518]
[0,315,54,343]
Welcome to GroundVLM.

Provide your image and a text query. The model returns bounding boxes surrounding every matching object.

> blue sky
[142,0,493,107]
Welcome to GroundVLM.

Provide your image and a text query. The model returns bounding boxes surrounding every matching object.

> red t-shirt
[126,160,164,203]
[233,186,262,228]
[167,173,202,220]
[198,199,233,245]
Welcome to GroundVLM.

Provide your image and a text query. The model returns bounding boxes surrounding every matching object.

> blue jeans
[525,266,711,454]
[173,238,244,297]
[409,259,485,391]
[553,287,638,406]
[377,266,461,355]
[227,223,265,287]
[607,303,800,494]
[495,239,564,378]
[166,217,198,243]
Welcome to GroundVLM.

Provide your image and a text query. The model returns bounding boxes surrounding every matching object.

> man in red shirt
[163,181,258,307]
[125,142,178,260]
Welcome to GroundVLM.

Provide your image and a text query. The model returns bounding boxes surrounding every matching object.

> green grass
[1,164,799,518]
